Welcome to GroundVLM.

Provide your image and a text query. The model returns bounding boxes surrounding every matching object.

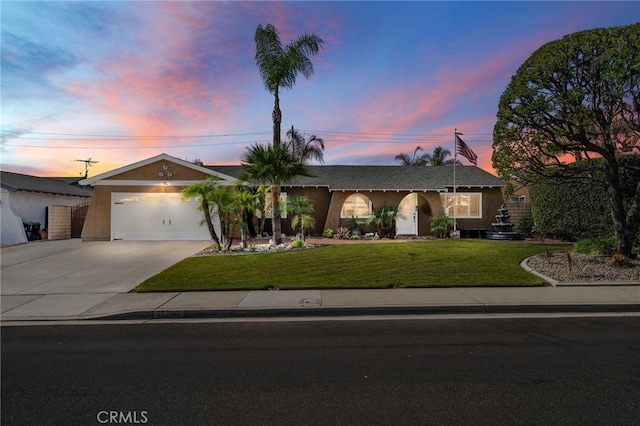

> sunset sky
[2,1,638,178]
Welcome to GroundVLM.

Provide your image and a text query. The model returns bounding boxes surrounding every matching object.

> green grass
[135,240,562,292]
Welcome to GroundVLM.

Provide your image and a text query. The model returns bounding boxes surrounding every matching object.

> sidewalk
[2,285,640,322]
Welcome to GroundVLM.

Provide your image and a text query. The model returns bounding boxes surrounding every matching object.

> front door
[396,193,418,235]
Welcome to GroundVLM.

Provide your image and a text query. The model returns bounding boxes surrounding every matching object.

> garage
[111,192,219,241]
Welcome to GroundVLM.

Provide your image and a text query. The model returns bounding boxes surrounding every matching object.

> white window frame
[440,193,482,218]
[340,193,373,218]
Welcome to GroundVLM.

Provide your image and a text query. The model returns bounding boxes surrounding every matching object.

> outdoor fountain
[486,204,522,240]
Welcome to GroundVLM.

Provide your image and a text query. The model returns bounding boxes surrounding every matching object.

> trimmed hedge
[529,155,640,243]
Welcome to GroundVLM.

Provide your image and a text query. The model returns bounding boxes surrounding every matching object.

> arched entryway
[396,193,418,235]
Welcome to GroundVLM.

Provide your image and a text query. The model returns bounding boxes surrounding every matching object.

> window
[440,193,482,218]
[341,194,372,218]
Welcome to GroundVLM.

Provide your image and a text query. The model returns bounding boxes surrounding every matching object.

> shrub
[431,214,453,239]
[323,228,335,238]
[574,237,616,255]
[334,227,351,240]
[529,155,640,242]
[349,234,361,240]
[290,239,304,249]
[610,253,630,267]
[518,216,535,237]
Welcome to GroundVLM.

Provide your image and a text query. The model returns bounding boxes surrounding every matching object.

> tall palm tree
[181,178,221,250]
[239,143,312,245]
[254,24,324,147]
[286,126,325,164]
[395,146,429,166]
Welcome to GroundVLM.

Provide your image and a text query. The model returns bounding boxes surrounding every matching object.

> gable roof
[1,171,93,197]
[209,165,504,191]
[78,153,236,185]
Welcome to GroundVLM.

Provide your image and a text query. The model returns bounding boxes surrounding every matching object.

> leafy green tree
[492,24,640,257]
[239,143,312,245]
[254,24,324,148]
[286,195,315,240]
[181,178,221,250]
[286,126,325,164]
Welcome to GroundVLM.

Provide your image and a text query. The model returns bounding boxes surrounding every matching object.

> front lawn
[135,240,562,292]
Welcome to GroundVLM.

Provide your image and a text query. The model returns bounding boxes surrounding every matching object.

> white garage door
[111,192,218,241]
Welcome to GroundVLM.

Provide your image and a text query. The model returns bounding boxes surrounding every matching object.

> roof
[0,171,93,197]
[78,153,236,185]
[208,165,504,191]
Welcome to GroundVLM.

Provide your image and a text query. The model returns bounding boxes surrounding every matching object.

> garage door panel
[111,192,217,241]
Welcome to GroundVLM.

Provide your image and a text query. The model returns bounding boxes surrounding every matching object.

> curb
[89,303,640,321]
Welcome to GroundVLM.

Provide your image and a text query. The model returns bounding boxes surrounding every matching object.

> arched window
[341,194,372,218]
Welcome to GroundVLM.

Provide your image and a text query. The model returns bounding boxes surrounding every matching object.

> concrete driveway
[1,240,210,319]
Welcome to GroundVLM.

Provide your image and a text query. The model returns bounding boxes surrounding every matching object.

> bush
[334,227,351,240]
[290,239,304,249]
[323,228,334,238]
[431,214,453,239]
[518,216,535,237]
[574,237,616,255]
[610,253,630,267]
[529,155,640,242]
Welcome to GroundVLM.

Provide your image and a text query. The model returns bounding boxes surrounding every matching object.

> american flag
[455,134,478,165]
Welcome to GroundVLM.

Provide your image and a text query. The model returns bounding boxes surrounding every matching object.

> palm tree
[287,195,315,240]
[367,203,401,238]
[395,146,429,166]
[254,24,324,147]
[239,143,312,245]
[286,126,325,164]
[181,178,221,250]
[426,146,462,166]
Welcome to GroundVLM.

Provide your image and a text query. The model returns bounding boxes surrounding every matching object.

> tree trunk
[271,185,282,245]
[272,88,281,148]
[606,170,640,257]
[202,200,221,250]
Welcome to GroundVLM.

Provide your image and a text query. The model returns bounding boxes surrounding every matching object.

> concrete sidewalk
[2,286,640,322]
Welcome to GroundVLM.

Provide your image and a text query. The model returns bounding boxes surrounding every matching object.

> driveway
[1,239,210,295]
[1,240,210,320]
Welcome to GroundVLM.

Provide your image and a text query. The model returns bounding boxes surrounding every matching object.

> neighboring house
[1,171,93,245]
[79,153,505,241]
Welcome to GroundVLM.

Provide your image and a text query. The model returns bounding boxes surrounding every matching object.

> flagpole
[453,129,457,233]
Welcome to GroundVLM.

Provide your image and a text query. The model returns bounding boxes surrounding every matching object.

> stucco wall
[1,188,27,245]
[0,189,89,245]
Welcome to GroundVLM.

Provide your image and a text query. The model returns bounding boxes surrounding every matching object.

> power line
[2,128,492,150]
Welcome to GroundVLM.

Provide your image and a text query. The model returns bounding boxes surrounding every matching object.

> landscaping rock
[527,252,640,282]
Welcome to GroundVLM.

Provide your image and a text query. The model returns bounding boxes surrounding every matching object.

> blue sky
[2,1,638,177]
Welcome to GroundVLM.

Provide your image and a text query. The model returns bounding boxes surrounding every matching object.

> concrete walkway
[1,240,639,322]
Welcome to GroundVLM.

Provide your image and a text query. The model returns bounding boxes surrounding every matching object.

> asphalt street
[2,317,639,425]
